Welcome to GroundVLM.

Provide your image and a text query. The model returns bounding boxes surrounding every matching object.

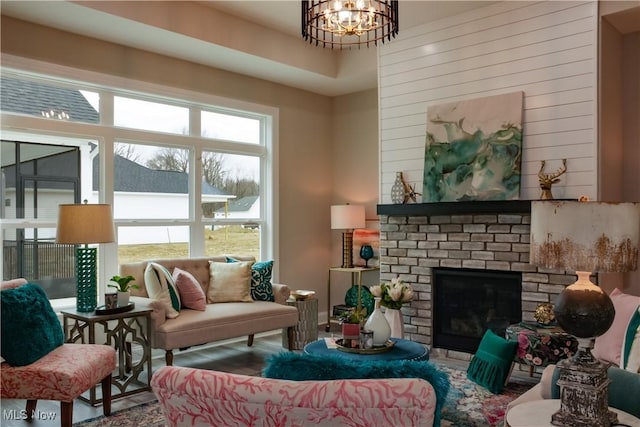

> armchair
[0,279,116,427]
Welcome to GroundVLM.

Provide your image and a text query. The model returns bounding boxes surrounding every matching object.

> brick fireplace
[377,201,577,357]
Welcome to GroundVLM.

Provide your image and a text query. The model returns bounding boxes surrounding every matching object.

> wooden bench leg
[102,374,112,416]
[25,400,36,420]
[247,334,254,347]
[287,327,294,351]
[165,350,174,366]
[60,401,73,427]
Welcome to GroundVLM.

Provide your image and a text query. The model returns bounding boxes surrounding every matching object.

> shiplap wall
[378,1,598,204]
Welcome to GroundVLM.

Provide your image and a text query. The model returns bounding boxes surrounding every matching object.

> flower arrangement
[370,278,414,310]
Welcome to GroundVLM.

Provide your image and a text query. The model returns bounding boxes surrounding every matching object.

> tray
[335,338,394,355]
[95,302,135,315]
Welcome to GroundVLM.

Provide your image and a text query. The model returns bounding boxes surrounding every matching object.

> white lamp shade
[530,201,640,272]
[331,204,366,230]
[56,203,115,244]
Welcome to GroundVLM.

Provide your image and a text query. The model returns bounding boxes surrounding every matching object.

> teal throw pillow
[227,257,274,301]
[1,283,64,366]
[466,329,517,394]
[263,351,450,427]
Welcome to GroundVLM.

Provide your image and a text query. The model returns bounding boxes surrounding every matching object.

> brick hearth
[377,202,577,356]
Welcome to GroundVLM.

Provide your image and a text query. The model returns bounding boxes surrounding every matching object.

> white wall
[378,1,598,203]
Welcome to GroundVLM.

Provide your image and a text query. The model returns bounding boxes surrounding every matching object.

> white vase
[364,297,391,346]
[384,308,405,339]
[117,291,130,307]
[390,172,405,204]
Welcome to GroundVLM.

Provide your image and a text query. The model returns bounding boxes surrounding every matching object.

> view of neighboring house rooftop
[216,195,258,213]
[0,76,99,123]
[1,76,230,198]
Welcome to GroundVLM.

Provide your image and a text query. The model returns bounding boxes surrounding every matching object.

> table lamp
[331,204,365,269]
[56,203,115,312]
[530,200,640,427]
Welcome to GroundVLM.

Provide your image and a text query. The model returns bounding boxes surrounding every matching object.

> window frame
[0,55,279,305]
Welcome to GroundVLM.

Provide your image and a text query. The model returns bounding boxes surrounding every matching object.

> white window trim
[1,53,280,288]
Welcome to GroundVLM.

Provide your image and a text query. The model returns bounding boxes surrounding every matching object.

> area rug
[73,366,533,427]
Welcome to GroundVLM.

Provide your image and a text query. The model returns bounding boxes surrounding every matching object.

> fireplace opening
[433,267,522,354]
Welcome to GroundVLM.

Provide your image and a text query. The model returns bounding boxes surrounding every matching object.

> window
[1,67,277,303]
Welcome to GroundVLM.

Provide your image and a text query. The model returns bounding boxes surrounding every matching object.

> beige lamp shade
[331,205,366,230]
[530,201,640,273]
[56,203,115,244]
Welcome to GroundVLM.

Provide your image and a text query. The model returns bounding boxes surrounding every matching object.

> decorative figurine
[538,159,567,200]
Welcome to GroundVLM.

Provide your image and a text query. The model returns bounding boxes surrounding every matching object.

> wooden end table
[61,304,152,405]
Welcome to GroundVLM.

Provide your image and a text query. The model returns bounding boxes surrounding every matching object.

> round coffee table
[303,338,429,361]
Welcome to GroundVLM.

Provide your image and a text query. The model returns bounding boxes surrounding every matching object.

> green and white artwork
[423,91,523,202]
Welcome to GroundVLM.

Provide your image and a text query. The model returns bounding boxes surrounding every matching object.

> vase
[117,291,130,307]
[364,297,391,346]
[390,172,405,204]
[359,245,374,268]
[384,307,405,339]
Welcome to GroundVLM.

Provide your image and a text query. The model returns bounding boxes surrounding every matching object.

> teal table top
[303,338,429,361]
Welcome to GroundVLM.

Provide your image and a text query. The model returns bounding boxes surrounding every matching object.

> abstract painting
[422,91,523,202]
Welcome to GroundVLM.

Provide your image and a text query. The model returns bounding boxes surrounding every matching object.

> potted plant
[339,308,365,347]
[108,275,138,307]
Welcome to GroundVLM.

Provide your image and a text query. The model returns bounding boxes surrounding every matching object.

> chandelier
[302,0,399,49]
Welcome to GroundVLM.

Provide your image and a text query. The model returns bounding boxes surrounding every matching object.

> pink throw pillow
[593,288,640,366]
[172,268,206,311]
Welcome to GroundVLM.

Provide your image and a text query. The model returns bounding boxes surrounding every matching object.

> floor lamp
[56,203,115,312]
[530,200,640,427]
[331,204,366,269]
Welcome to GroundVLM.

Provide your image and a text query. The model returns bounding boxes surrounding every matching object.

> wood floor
[0,328,538,426]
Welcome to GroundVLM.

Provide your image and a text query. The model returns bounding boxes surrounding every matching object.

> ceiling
[1,0,494,96]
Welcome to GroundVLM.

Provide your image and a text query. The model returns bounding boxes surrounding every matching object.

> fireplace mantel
[377,200,532,216]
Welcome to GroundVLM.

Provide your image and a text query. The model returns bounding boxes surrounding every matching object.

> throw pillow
[227,257,275,301]
[144,262,181,318]
[466,329,518,394]
[207,261,253,303]
[0,283,64,366]
[593,288,640,366]
[263,351,450,427]
[622,307,640,372]
[172,267,206,311]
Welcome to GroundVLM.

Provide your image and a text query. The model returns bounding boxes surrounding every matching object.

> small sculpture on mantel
[402,180,421,204]
[538,159,567,200]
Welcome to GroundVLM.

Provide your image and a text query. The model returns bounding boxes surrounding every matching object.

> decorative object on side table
[370,278,414,339]
[359,244,374,267]
[56,202,115,312]
[339,309,364,348]
[537,159,567,200]
[108,274,138,307]
[345,283,374,318]
[530,199,640,427]
[534,302,556,326]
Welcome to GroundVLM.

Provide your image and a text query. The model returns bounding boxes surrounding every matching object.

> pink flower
[533,357,543,366]
[369,285,382,297]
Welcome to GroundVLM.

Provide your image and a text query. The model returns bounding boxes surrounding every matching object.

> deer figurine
[538,159,567,200]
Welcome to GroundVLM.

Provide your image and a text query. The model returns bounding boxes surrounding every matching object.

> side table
[282,297,318,350]
[505,399,640,427]
[505,323,578,376]
[326,266,379,332]
[61,305,152,405]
